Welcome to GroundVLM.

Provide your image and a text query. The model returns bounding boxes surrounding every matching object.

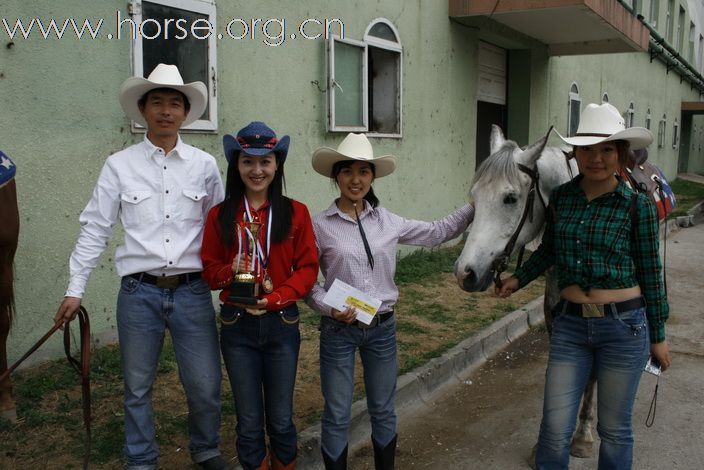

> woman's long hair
[331,160,380,208]
[216,152,293,246]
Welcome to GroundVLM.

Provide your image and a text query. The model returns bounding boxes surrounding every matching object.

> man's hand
[55,297,82,326]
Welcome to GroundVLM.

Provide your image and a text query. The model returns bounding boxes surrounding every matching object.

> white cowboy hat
[119,63,208,127]
[311,133,397,178]
[554,103,653,150]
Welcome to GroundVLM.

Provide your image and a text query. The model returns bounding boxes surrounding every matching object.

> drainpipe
[617,0,704,95]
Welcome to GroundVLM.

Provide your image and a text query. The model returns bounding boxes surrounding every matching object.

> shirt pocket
[180,188,208,223]
[120,190,156,228]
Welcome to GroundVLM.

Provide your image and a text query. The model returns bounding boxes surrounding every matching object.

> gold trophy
[227,222,261,304]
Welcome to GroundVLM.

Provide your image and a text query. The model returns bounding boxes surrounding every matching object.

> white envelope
[321,278,382,325]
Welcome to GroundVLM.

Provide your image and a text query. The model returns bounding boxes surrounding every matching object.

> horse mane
[472,141,523,190]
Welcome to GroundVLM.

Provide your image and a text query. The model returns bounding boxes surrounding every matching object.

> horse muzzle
[455,264,494,292]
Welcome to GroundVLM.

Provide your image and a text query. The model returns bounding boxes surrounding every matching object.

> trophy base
[227,296,259,305]
[227,281,260,305]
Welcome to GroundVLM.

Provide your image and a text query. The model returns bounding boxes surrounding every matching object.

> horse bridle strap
[0,307,91,470]
[492,163,547,288]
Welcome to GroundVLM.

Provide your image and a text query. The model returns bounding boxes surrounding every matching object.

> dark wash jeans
[117,276,222,469]
[220,303,301,469]
[536,305,650,470]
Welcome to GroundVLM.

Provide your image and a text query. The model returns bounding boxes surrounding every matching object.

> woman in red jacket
[201,121,318,470]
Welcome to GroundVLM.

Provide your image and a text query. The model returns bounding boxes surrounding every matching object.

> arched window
[658,114,667,148]
[672,118,679,148]
[601,92,609,103]
[625,102,635,128]
[327,18,402,137]
[567,83,581,137]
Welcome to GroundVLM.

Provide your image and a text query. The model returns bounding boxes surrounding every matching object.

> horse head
[454,126,574,292]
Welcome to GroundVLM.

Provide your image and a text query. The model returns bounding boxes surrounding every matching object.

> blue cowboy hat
[223,121,290,163]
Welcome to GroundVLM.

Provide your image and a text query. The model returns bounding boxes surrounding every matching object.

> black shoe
[372,434,396,470]
[198,455,229,470]
[322,445,348,470]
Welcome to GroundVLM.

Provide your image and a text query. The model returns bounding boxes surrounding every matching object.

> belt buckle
[581,303,604,318]
[355,316,378,329]
[245,308,267,316]
[156,275,180,289]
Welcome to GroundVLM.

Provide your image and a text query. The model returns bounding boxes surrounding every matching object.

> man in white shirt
[54,64,226,470]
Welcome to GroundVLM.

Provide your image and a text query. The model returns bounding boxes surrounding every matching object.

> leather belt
[128,271,201,289]
[558,296,645,318]
[353,310,394,329]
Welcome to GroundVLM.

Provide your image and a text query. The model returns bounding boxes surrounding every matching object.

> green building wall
[1,1,481,363]
[547,51,704,179]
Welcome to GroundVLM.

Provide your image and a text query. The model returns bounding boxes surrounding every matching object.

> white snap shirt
[65,135,224,298]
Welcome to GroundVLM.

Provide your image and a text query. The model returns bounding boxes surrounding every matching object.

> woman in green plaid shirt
[496,103,671,470]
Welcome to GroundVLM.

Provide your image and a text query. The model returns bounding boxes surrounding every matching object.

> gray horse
[454,126,596,460]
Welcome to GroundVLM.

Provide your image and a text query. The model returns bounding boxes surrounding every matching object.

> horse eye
[503,194,518,204]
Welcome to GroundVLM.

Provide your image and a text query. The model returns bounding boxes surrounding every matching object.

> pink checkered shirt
[306,201,474,316]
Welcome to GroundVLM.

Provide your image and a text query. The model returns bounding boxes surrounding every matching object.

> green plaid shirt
[515,175,668,343]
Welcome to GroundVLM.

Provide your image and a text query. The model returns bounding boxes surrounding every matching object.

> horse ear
[516,126,552,167]
[490,125,506,155]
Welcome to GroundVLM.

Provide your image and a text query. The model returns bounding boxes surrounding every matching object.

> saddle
[618,148,676,221]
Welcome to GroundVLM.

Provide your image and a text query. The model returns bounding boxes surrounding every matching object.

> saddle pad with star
[0,151,16,188]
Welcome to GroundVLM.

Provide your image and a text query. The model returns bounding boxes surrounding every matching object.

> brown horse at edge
[0,175,19,422]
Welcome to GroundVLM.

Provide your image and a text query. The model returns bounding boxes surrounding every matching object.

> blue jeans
[319,314,398,459]
[536,304,650,470]
[220,304,301,469]
[116,276,222,469]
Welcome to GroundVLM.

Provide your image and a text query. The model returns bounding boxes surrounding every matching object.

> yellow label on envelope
[345,296,377,316]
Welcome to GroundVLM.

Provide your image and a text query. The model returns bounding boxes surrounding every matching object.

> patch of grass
[399,356,424,374]
[415,303,452,323]
[493,301,517,314]
[394,244,463,285]
[157,337,178,374]
[465,295,479,312]
[670,178,704,217]
[91,344,122,379]
[90,414,124,464]
[395,319,425,335]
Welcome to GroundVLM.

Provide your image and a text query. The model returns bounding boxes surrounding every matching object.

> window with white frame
[666,0,674,42]
[327,18,402,137]
[128,0,218,132]
[601,92,609,103]
[645,108,652,130]
[676,6,685,52]
[650,0,660,27]
[672,118,679,148]
[658,114,667,148]
[567,83,581,137]
[625,102,635,127]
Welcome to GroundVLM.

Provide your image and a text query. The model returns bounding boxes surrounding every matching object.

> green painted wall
[1,1,479,364]
[547,51,704,179]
